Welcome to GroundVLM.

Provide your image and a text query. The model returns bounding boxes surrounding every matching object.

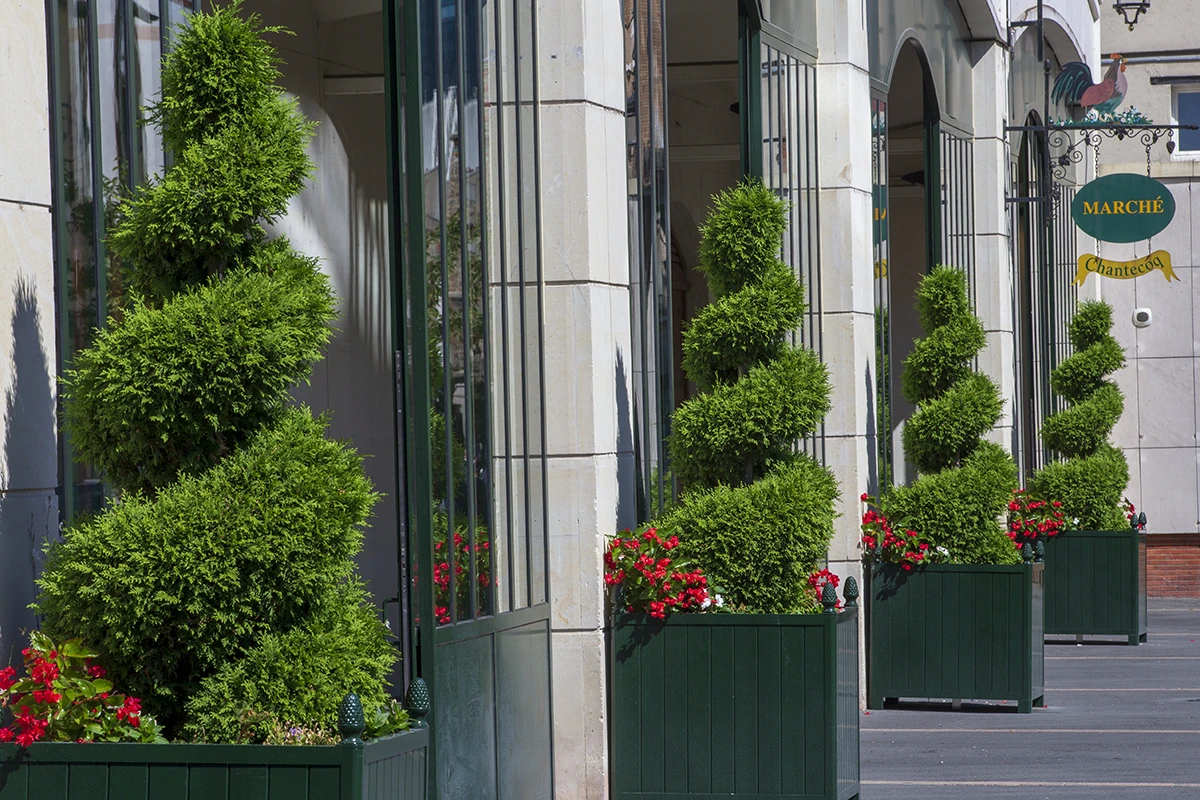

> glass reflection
[425,0,494,624]
[132,0,164,183]
[56,0,104,518]
[97,0,132,318]
[518,0,545,608]
[54,0,198,524]
[624,0,673,522]
[871,98,892,491]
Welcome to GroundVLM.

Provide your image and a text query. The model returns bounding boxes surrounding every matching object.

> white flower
[714,594,725,608]
[700,597,712,610]
[936,546,949,557]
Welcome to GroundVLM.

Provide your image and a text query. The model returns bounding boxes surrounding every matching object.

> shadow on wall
[0,278,58,664]
[264,89,401,636]
[615,350,637,533]
[866,363,878,494]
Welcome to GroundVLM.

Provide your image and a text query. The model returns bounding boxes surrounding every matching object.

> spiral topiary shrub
[882,265,1018,564]
[1029,301,1129,531]
[38,2,395,740]
[660,180,836,613]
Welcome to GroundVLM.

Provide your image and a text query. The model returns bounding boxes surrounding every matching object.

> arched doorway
[875,40,937,488]
[663,0,824,455]
[1009,26,1082,483]
[873,36,978,490]
[1015,114,1050,480]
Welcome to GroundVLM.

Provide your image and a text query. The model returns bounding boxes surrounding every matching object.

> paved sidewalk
[861,599,1200,799]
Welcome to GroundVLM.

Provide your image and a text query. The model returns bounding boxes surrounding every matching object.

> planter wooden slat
[868,563,1044,713]
[612,611,860,800]
[0,728,428,800]
[1043,529,1148,643]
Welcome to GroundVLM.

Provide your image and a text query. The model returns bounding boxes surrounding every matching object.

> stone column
[537,2,631,797]
[971,40,1018,453]
[815,0,873,699]
[0,1,58,662]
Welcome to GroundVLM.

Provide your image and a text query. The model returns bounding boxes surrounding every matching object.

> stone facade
[0,0,57,667]
[1090,6,1200,571]
[0,1,1118,798]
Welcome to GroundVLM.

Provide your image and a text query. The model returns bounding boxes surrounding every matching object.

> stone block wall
[0,0,58,663]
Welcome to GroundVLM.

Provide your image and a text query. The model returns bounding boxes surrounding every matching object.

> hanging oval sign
[1071,173,1176,243]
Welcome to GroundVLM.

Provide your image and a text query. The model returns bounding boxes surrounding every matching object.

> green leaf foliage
[899,306,986,404]
[38,410,385,729]
[883,441,1021,565]
[661,180,835,611]
[1039,382,1123,459]
[901,373,1004,475]
[62,244,335,495]
[113,0,316,300]
[44,4,394,740]
[696,180,790,297]
[1029,444,1129,531]
[887,266,1017,562]
[681,264,804,391]
[181,580,395,743]
[670,347,830,489]
[664,457,838,612]
[1030,301,1129,527]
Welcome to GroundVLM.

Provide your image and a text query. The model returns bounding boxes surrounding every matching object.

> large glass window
[409,0,548,626]
[49,0,201,524]
[1176,90,1200,152]
[624,0,673,522]
[871,97,892,490]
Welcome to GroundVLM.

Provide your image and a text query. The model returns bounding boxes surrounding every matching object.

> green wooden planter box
[611,609,860,800]
[1043,529,1148,644]
[868,562,1044,713]
[0,728,428,800]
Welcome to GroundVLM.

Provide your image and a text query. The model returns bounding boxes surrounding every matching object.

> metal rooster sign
[1052,54,1129,117]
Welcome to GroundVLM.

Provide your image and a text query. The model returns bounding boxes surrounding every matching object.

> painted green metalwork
[611,611,861,800]
[1043,529,1149,644]
[868,563,1046,713]
[1013,116,1075,478]
[739,2,825,460]
[393,0,554,794]
[0,729,429,800]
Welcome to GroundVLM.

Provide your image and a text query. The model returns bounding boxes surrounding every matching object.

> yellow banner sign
[1073,250,1179,285]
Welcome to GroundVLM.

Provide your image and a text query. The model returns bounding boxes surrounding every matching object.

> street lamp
[1113,1,1150,31]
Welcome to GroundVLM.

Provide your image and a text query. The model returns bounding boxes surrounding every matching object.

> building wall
[537,2,632,797]
[1090,6,1200,591]
[239,0,403,631]
[0,0,58,664]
